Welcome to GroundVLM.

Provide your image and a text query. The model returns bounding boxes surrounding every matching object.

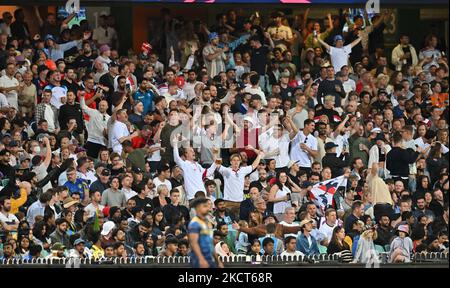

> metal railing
[0,252,447,267]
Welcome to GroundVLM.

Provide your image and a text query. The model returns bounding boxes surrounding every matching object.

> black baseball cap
[101,169,111,177]
[324,142,338,151]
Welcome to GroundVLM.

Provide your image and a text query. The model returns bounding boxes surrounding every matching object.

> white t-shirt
[329,45,352,73]
[281,250,304,257]
[290,131,318,168]
[43,104,56,132]
[273,185,292,214]
[342,78,356,96]
[110,121,130,154]
[147,143,161,162]
[49,86,68,109]
[0,212,19,227]
[261,133,291,168]
[0,75,19,109]
[318,221,338,243]
[77,171,98,186]
[218,165,253,202]
[153,177,172,192]
[122,188,138,201]
[84,203,105,218]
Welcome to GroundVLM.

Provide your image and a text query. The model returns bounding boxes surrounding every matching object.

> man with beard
[0,196,19,232]
[73,41,96,69]
[374,215,394,247]
[250,168,268,192]
[61,68,80,94]
[125,221,151,248]
[183,69,202,103]
[58,90,84,136]
[239,187,260,222]
[133,79,154,116]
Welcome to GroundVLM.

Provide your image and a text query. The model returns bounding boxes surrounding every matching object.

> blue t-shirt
[64,179,89,200]
[133,90,154,115]
[188,216,215,266]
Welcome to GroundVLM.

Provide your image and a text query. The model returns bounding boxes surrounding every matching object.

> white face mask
[33,146,41,154]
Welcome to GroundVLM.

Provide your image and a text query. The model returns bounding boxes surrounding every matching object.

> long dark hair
[416,175,431,194]
[151,207,167,230]
[429,143,442,159]
[32,221,49,242]
[275,171,291,190]
[330,226,345,249]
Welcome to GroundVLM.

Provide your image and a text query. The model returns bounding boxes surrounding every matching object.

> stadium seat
[375,245,385,253]
[318,244,328,254]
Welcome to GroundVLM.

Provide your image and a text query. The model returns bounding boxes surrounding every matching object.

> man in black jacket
[58,90,84,135]
[386,131,419,187]
[317,66,345,108]
[374,215,394,247]
[322,142,350,178]
[239,187,260,222]
[162,188,189,225]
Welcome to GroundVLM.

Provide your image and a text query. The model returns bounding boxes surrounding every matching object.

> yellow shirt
[11,188,27,215]
[91,245,104,260]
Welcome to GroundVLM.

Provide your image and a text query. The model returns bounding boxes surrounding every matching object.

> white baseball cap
[101,221,116,236]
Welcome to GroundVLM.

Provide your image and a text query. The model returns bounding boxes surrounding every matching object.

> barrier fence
[0,252,448,268]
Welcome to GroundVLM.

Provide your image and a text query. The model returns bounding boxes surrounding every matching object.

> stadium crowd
[0,7,448,266]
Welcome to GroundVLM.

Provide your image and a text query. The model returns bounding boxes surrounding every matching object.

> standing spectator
[80,93,110,158]
[289,119,319,173]
[419,35,442,72]
[386,132,420,187]
[203,32,228,79]
[317,66,346,107]
[58,90,84,136]
[18,71,37,120]
[215,151,264,218]
[391,34,418,72]
[43,32,91,61]
[93,15,118,49]
[316,33,362,73]
[0,63,19,109]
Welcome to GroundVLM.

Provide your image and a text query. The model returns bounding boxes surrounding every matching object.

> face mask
[33,146,41,154]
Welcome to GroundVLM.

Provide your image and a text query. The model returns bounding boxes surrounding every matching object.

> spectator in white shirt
[153,163,172,192]
[92,15,118,49]
[172,136,217,201]
[214,148,264,218]
[316,34,362,73]
[280,236,304,257]
[259,124,290,170]
[109,108,138,154]
[84,191,105,218]
[288,118,319,173]
[318,208,339,245]
[0,63,19,109]
[121,174,137,201]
